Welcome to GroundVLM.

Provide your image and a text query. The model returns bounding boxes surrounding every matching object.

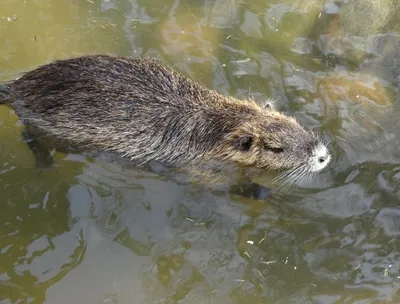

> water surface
[1,0,400,303]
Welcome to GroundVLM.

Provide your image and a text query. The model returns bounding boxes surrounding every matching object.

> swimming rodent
[0,54,331,186]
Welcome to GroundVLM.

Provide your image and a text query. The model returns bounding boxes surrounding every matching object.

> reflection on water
[1,0,400,303]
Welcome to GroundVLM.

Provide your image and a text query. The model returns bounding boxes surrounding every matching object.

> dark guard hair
[0,54,331,189]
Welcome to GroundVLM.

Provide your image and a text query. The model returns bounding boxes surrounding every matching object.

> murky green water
[1,0,400,303]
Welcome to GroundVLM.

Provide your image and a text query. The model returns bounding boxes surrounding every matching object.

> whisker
[274,166,303,184]
[273,164,310,191]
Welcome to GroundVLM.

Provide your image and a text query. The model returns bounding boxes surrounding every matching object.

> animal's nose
[318,156,327,164]
[310,143,331,172]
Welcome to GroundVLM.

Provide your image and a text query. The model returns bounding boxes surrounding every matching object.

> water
[1,0,400,303]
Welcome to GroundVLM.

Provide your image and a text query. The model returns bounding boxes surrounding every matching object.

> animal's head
[218,100,331,182]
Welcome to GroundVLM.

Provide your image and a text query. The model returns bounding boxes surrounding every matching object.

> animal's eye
[233,135,253,151]
[265,146,284,154]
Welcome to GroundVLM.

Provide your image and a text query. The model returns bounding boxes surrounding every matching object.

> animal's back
[6,55,251,165]
[11,55,207,117]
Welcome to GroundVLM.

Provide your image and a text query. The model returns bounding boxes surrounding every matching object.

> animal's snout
[309,143,331,172]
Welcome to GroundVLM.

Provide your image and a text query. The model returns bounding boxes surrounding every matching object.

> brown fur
[0,54,328,176]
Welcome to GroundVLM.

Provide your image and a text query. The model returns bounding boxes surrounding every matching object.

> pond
[1,0,400,303]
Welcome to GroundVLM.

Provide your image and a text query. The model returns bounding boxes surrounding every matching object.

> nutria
[0,54,331,187]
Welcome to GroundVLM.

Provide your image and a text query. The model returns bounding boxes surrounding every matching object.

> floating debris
[236,58,250,63]
[226,34,233,40]
[3,15,17,22]
[384,268,389,276]
[42,191,49,209]
[244,251,251,258]
[185,217,194,222]
[258,232,267,244]
[261,260,276,265]
[247,240,254,245]
[284,257,288,264]
[257,270,264,278]
[86,0,94,3]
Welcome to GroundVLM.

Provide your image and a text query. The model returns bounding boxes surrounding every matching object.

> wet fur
[0,54,322,182]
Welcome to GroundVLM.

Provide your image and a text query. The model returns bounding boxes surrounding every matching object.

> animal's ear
[259,99,275,110]
[233,135,253,151]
